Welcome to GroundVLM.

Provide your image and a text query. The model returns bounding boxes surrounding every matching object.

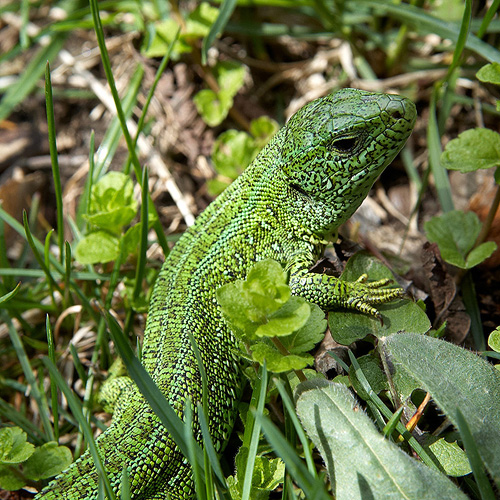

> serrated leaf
[0,428,34,464]
[295,380,468,500]
[0,464,26,490]
[441,128,500,172]
[424,210,488,269]
[23,441,72,480]
[427,437,471,477]
[252,343,313,372]
[384,333,500,485]
[74,231,120,264]
[476,62,500,85]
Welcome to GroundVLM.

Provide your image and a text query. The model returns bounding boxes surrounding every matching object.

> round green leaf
[74,231,120,264]
[441,128,500,172]
[23,441,72,480]
[488,327,500,353]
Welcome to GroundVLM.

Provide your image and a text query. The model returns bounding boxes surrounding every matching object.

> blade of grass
[23,211,62,298]
[461,272,486,351]
[77,130,96,229]
[2,313,54,442]
[201,0,237,65]
[184,400,206,500]
[0,34,67,121]
[46,315,59,442]
[274,377,316,477]
[427,84,454,213]
[0,283,20,305]
[476,0,500,39]
[347,350,439,471]
[43,356,117,500]
[241,363,268,500]
[456,409,496,499]
[0,268,109,280]
[445,0,471,80]
[88,0,169,255]
[357,0,500,63]
[257,413,330,500]
[45,62,64,263]
[124,28,179,176]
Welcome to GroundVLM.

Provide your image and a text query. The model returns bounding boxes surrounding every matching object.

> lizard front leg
[287,251,404,319]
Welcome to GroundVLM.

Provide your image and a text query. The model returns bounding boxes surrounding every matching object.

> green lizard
[35,88,416,499]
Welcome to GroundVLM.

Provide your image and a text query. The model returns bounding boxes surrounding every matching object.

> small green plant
[0,427,71,491]
[74,171,141,265]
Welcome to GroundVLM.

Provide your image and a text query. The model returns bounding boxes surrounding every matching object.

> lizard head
[279,88,416,238]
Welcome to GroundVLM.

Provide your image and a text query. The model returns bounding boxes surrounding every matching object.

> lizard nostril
[391,109,403,121]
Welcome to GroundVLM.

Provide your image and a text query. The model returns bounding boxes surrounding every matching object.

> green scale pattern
[35,88,416,499]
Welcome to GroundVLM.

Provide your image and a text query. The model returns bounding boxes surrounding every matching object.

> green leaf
[74,231,120,264]
[349,354,387,400]
[122,223,141,256]
[441,128,500,172]
[217,259,290,339]
[280,302,326,354]
[86,207,137,233]
[427,437,472,477]
[465,241,497,268]
[250,116,279,148]
[87,172,137,231]
[255,297,310,338]
[185,2,219,38]
[0,464,26,491]
[216,61,246,96]
[212,130,258,179]
[0,428,12,462]
[329,299,429,345]
[144,19,190,59]
[295,380,468,500]
[384,333,500,485]
[252,343,313,373]
[476,62,500,85]
[329,253,430,344]
[228,446,285,499]
[488,326,500,353]
[23,441,72,480]
[193,88,233,127]
[0,428,34,464]
[425,210,496,269]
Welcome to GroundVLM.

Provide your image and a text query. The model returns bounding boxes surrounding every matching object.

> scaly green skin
[35,88,416,499]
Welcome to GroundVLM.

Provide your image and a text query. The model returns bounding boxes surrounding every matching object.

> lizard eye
[330,136,359,152]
